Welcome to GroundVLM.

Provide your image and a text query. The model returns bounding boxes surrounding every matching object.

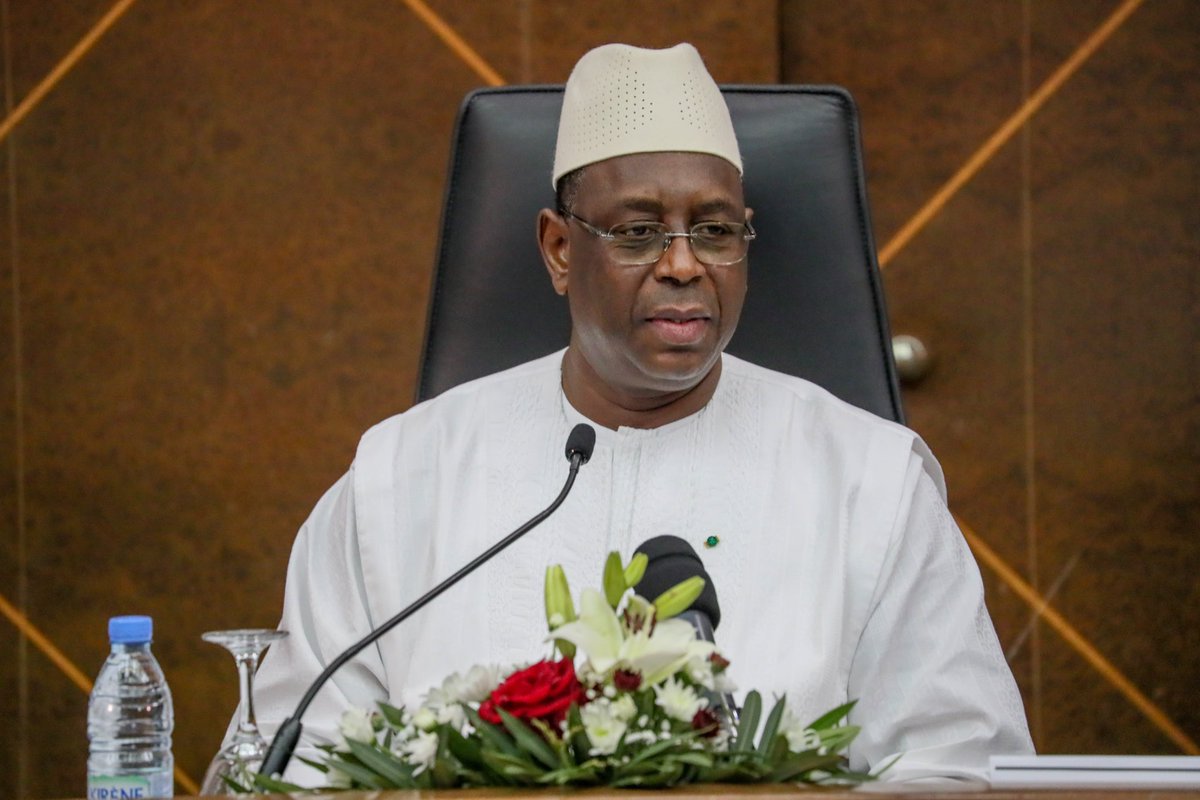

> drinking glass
[199,629,288,795]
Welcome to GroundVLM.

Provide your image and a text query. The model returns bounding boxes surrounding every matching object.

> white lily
[548,589,623,672]
[550,589,716,685]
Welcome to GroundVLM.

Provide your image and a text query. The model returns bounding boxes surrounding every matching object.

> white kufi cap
[552,43,742,188]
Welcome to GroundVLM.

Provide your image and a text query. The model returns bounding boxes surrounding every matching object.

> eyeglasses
[559,209,756,266]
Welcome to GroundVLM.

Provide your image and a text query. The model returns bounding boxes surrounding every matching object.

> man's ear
[538,208,570,296]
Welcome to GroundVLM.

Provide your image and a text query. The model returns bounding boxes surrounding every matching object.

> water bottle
[87,615,174,799]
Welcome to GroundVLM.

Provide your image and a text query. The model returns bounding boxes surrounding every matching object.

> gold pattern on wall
[1,3,1194,793]
[401,0,506,86]
[959,517,1199,755]
[876,0,1145,268]
[0,0,140,144]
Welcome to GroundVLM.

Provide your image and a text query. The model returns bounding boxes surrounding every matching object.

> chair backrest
[416,85,905,424]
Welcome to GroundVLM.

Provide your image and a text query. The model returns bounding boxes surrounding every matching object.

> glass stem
[235,652,260,736]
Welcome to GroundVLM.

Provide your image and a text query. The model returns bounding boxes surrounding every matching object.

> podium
[231,787,1200,799]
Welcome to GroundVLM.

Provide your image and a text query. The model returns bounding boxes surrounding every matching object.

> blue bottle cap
[108,615,153,644]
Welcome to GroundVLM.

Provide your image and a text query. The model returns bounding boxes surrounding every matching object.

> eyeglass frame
[557,208,756,267]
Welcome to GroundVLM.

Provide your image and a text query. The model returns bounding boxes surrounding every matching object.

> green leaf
[613,759,686,787]
[345,739,415,787]
[296,755,330,773]
[623,552,648,588]
[219,773,251,794]
[536,762,603,785]
[823,767,877,784]
[464,707,520,757]
[498,708,560,769]
[376,700,407,728]
[623,730,700,767]
[673,751,715,767]
[603,551,626,607]
[530,717,571,767]
[634,688,656,718]
[807,699,856,731]
[446,726,484,767]
[764,731,789,763]
[694,762,740,783]
[734,689,762,752]
[756,694,786,755]
[818,724,861,753]
[324,756,386,788]
[481,749,542,782]
[430,744,459,789]
[768,751,846,782]
[248,772,308,794]
[566,703,592,763]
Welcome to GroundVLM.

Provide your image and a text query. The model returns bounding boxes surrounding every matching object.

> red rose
[478,658,587,727]
[691,708,720,738]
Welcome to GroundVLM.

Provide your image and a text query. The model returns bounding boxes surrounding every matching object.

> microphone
[634,534,737,720]
[260,423,597,778]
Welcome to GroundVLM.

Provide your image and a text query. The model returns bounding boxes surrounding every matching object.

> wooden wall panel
[782,0,1039,731]
[0,108,22,800]
[1,3,778,796]
[4,1,1196,796]
[781,0,1199,755]
[1026,0,1200,753]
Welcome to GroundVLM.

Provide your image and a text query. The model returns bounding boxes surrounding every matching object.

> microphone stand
[260,426,595,779]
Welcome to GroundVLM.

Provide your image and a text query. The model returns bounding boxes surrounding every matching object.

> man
[249,43,1033,783]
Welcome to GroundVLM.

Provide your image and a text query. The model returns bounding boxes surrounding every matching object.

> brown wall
[1,1,1196,797]
[784,0,1199,755]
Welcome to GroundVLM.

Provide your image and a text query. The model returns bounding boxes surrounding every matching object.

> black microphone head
[634,534,720,629]
[565,423,596,464]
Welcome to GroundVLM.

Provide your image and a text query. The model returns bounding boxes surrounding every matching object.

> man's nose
[654,235,705,284]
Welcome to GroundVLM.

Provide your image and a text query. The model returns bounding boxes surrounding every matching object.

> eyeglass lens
[608,223,750,266]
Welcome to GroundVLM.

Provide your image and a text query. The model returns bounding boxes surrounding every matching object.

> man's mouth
[646,309,711,345]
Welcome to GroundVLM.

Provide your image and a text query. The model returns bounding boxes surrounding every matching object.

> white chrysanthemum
[338,708,376,744]
[421,681,470,732]
[653,677,706,723]
[611,693,637,722]
[435,701,466,730]
[685,653,715,690]
[398,729,440,774]
[581,699,628,756]
[781,710,822,752]
[443,664,502,704]
[411,706,438,732]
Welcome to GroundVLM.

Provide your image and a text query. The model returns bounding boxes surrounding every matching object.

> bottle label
[87,772,172,800]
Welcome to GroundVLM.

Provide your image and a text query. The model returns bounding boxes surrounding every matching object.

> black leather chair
[416,85,905,424]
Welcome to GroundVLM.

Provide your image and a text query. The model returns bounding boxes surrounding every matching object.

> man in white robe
[247,42,1033,784]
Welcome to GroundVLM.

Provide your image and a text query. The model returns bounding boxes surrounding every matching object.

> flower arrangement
[252,552,874,792]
